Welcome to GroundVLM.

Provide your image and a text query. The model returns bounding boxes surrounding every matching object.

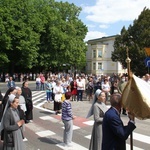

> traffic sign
[144,57,150,67]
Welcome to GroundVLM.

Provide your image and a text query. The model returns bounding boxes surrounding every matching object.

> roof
[87,35,118,44]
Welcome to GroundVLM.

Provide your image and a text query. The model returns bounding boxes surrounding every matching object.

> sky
[56,0,150,42]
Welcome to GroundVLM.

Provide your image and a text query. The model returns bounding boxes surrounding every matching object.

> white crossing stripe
[85,135,144,150]
[36,130,55,137]
[126,144,144,150]
[62,125,80,130]
[40,116,59,123]
[36,101,47,107]
[32,91,45,94]
[85,132,148,150]
[57,142,88,150]
[33,97,45,104]
[85,135,91,139]
[32,93,45,101]
[23,138,28,142]
[83,120,94,126]
[32,91,45,97]
[25,122,45,132]
[33,105,55,114]
[132,132,150,144]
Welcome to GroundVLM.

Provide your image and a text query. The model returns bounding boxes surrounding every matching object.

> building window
[98,62,102,70]
[93,62,96,70]
[98,50,102,58]
[93,50,96,58]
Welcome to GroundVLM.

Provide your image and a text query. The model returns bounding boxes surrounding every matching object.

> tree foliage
[0,0,43,74]
[0,0,88,74]
[112,7,150,76]
[38,1,87,71]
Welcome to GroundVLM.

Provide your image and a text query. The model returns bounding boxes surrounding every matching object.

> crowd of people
[0,71,150,149]
[0,80,33,150]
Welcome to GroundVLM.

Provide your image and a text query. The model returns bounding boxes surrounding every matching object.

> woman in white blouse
[53,80,64,114]
[101,79,110,102]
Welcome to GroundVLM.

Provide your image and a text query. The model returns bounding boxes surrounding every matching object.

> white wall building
[86,35,126,75]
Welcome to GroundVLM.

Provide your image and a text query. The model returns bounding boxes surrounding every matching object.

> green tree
[112,7,150,76]
[0,0,88,74]
[0,0,44,74]
[38,1,88,72]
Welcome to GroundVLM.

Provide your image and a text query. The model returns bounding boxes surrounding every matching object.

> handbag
[61,94,66,102]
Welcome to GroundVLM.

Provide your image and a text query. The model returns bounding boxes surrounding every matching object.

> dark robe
[21,87,33,121]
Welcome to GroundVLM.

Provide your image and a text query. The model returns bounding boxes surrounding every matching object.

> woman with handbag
[21,81,33,123]
[53,80,64,114]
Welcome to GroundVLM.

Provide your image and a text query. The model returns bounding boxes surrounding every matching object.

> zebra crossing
[25,91,150,150]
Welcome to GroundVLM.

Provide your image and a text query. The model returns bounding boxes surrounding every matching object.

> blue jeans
[46,91,52,101]
[77,90,83,101]
[40,83,45,90]
[36,83,41,90]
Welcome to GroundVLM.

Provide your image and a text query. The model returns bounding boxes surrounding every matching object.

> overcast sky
[56,0,150,41]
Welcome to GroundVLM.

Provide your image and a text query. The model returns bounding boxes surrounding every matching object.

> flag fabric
[121,74,150,120]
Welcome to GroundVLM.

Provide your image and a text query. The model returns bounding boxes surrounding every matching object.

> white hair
[15,86,21,90]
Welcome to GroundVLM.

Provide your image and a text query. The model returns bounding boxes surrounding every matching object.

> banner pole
[126,47,133,150]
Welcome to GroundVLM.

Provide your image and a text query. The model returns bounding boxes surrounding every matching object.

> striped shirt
[62,100,73,121]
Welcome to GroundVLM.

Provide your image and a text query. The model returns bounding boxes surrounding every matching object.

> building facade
[86,35,126,75]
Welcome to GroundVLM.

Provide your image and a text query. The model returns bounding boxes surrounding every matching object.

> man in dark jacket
[102,93,136,150]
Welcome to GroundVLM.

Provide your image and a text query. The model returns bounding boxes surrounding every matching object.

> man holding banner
[102,93,136,150]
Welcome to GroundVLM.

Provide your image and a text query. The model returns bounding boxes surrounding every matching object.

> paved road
[0,87,150,150]
[0,81,36,93]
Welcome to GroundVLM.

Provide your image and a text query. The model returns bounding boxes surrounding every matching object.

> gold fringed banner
[122,74,150,120]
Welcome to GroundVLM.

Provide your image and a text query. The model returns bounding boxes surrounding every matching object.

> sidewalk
[0,81,35,85]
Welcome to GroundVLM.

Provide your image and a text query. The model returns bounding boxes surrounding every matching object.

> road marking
[36,130,55,137]
[83,120,94,126]
[32,91,45,94]
[33,97,45,104]
[85,135,91,139]
[62,125,80,130]
[57,142,88,150]
[40,116,59,123]
[32,93,46,101]
[85,135,144,150]
[23,137,28,142]
[132,132,150,144]
[36,101,46,107]
[32,91,45,96]
[33,105,55,114]
[126,144,144,150]
[25,122,45,132]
